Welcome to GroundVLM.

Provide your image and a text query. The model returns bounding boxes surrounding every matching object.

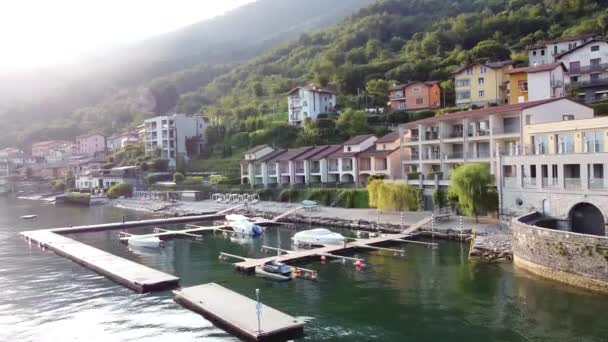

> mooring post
[255,289,262,333]
[459,216,464,242]
[431,214,435,242]
[400,211,404,230]
[376,210,380,233]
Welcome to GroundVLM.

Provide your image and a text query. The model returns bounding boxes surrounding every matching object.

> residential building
[388,81,442,111]
[46,142,76,163]
[77,133,106,156]
[41,156,105,179]
[75,166,144,191]
[268,147,316,185]
[0,148,23,159]
[527,34,595,66]
[107,131,139,152]
[327,134,377,184]
[399,98,594,205]
[144,114,207,168]
[305,145,344,184]
[357,132,402,183]
[0,162,9,194]
[556,39,608,103]
[453,60,517,108]
[136,124,146,143]
[498,116,608,221]
[287,86,336,127]
[506,62,567,103]
[292,145,337,185]
[32,140,72,158]
[240,145,276,185]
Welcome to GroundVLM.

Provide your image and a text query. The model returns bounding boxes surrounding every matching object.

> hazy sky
[0,0,255,71]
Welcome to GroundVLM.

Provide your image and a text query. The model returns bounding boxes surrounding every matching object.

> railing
[570,76,608,88]
[565,178,582,190]
[421,152,441,160]
[589,178,606,190]
[403,136,419,143]
[342,164,353,172]
[389,93,405,100]
[424,133,440,141]
[468,151,491,159]
[469,130,491,137]
[523,177,537,188]
[311,165,321,173]
[503,177,518,188]
[542,177,559,189]
[569,63,608,74]
[447,131,463,138]
[444,152,464,159]
[328,163,339,172]
[403,153,420,161]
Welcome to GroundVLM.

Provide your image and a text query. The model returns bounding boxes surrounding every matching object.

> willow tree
[449,163,495,222]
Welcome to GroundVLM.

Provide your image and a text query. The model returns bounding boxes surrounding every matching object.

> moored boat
[254,261,293,281]
[226,214,263,236]
[20,215,38,219]
[127,236,164,249]
[292,228,346,246]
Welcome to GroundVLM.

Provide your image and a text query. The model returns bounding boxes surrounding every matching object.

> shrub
[593,102,608,116]
[415,188,424,211]
[209,175,229,185]
[372,181,417,211]
[173,172,185,183]
[107,183,133,199]
[52,179,66,192]
[432,189,447,208]
[367,179,383,208]
[447,190,459,211]
[183,176,203,185]
[307,189,334,206]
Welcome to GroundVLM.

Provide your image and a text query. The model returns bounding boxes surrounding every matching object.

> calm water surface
[1,197,608,341]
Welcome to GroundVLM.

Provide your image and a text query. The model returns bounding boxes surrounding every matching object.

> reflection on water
[1,197,608,341]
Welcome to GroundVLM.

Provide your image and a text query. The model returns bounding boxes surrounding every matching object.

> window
[416,98,423,105]
[478,90,485,97]
[562,115,575,121]
[591,73,600,82]
[456,79,470,87]
[541,49,545,56]
[554,46,558,55]
[303,101,308,107]
[569,61,580,72]
[570,76,579,83]
[478,77,484,85]
[591,45,600,52]
[399,101,406,110]
[591,58,601,70]
[532,50,537,56]
[525,115,531,125]
[456,91,471,100]
[517,80,528,92]
[413,86,421,93]
[480,66,487,73]
[532,135,548,154]
[583,131,604,153]
[466,67,473,75]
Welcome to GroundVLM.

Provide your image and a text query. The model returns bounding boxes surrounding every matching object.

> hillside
[0,0,373,148]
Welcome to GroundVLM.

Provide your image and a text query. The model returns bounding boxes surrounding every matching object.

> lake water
[1,197,608,341]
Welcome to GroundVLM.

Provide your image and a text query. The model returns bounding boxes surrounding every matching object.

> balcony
[342,163,353,172]
[569,63,608,75]
[359,158,371,172]
[403,153,420,162]
[328,161,339,172]
[542,178,559,189]
[447,131,463,139]
[421,152,441,160]
[589,178,607,190]
[570,76,608,88]
[254,165,262,176]
[424,132,440,141]
[523,177,537,188]
[402,136,419,144]
[565,178,582,190]
[503,177,518,188]
[444,152,464,160]
[389,93,405,100]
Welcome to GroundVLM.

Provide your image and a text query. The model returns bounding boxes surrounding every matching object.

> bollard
[400,211,405,230]
[255,289,262,333]
[459,216,464,242]
[431,214,435,242]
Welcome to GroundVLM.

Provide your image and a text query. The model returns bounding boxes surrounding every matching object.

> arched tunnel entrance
[569,203,606,236]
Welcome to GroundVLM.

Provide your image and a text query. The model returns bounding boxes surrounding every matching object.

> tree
[432,189,447,209]
[107,183,133,199]
[173,172,185,183]
[336,109,368,138]
[469,40,511,62]
[449,163,495,222]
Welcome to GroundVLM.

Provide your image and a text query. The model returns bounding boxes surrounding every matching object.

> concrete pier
[22,230,179,292]
[174,283,304,341]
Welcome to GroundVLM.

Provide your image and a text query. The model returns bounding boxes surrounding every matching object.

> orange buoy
[294,268,301,277]
[354,259,363,268]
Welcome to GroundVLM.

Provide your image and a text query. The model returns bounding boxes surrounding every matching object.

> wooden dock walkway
[174,283,304,342]
[233,217,432,271]
[22,230,179,293]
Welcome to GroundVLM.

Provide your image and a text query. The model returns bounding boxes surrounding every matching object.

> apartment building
[144,114,207,168]
[506,62,567,103]
[241,145,276,185]
[287,86,336,127]
[388,81,441,111]
[77,133,106,156]
[528,34,595,66]
[399,98,594,188]
[75,166,144,191]
[498,116,608,225]
[107,131,139,152]
[557,40,608,103]
[325,134,377,184]
[32,140,73,158]
[453,60,517,107]
[357,132,401,183]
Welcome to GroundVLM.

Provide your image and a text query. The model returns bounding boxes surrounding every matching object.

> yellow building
[523,116,608,155]
[506,70,528,104]
[453,60,517,108]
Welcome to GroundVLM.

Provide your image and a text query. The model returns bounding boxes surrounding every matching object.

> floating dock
[174,283,304,341]
[22,230,179,292]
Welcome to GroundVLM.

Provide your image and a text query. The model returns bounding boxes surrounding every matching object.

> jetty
[22,230,179,292]
[174,283,304,342]
[226,217,433,272]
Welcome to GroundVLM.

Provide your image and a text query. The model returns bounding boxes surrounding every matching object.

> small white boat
[254,261,293,281]
[292,228,346,246]
[226,214,263,237]
[20,215,38,219]
[127,236,164,249]
[90,195,109,205]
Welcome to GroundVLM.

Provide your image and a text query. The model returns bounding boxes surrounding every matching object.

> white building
[287,86,336,127]
[556,39,608,103]
[107,131,139,152]
[75,166,143,191]
[76,133,106,156]
[144,114,207,168]
[528,34,595,66]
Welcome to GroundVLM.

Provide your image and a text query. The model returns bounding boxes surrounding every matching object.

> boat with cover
[226,214,263,236]
[292,228,346,246]
[127,235,164,248]
[20,215,38,219]
[255,260,293,281]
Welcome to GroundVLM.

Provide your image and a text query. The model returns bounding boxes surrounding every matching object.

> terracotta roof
[244,144,270,155]
[554,39,606,59]
[389,81,440,91]
[358,145,398,158]
[527,33,595,50]
[506,62,567,74]
[294,145,332,161]
[256,149,287,163]
[452,60,516,75]
[271,146,315,162]
[375,132,400,144]
[401,98,569,129]
[330,150,360,158]
[309,145,343,161]
[286,85,336,95]
[77,133,105,139]
[343,134,376,146]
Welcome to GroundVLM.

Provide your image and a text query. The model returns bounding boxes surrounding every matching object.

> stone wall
[512,212,608,293]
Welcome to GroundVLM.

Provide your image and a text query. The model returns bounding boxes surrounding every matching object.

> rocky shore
[468,225,513,262]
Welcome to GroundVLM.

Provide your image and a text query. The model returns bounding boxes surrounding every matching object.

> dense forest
[1,0,608,155]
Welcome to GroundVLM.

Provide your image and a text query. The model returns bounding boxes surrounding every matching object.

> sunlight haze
[0,0,255,71]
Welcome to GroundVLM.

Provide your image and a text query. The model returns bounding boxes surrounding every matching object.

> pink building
[32,140,72,158]
[76,133,106,155]
[357,132,403,184]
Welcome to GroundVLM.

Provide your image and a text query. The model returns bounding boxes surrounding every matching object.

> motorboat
[226,214,263,237]
[20,215,38,220]
[90,195,109,205]
[255,260,292,281]
[127,235,164,249]
[292,228,346,246]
